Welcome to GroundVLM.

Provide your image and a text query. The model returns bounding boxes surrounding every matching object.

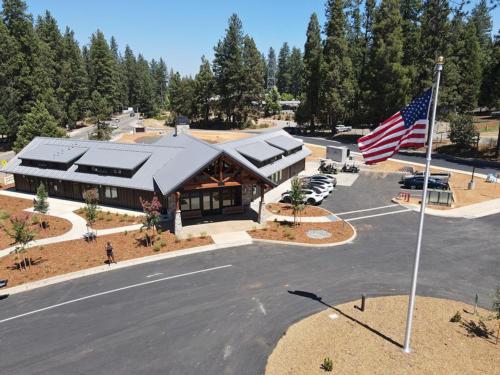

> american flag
[358,89,433,164]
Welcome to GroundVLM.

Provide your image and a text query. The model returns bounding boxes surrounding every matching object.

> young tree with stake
[33,182,49,228]
[140,196,162,247]
[289,177,305,226]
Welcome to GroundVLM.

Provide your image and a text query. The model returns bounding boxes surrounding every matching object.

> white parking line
[345,208,411,222]
[335,204,399,216]
[146,272,163,278]
[0,264,232,324]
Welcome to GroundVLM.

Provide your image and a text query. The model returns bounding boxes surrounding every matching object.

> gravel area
[266,295,499,375]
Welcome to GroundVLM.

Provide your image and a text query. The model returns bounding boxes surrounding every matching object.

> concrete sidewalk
[400,197,500,219]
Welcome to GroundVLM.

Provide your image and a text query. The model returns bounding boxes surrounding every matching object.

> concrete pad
[335,173,359,186]
[211,231,253,247]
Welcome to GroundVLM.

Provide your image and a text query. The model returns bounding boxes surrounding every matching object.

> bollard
[361,294,366,312]
[474,293,478,315]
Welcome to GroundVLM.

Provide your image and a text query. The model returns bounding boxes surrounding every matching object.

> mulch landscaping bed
[74,208,142,229]
[266,203,331,217]
[266,296,499,375]
[249,221,354,244]
[0,230,212,288]
[0,195,72,249]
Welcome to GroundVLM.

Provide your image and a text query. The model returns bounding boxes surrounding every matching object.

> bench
[222,206,244,215]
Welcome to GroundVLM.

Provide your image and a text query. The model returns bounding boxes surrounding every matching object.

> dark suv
[402,176,449,190]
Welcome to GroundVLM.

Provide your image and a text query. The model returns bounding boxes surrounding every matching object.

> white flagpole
[403,56,444,353]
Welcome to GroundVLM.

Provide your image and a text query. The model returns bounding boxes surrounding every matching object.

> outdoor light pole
[403,56,444,353]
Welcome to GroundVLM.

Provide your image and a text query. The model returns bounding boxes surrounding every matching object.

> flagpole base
[403,346,411,353]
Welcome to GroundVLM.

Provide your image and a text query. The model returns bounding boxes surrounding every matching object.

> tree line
[0,0,498,152]
[296,0,498,131]
[0,0,168,150]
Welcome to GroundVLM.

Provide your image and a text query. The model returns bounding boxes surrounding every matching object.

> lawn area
[74,208,142,229]
[0,195,72,250]
[0,229,213,288]
[266,203,331,217]
[266,296,499,375]
[250,220,354,245]
[473,114,499,134]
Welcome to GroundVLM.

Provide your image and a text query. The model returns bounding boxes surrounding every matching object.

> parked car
[303,179,333,193]
[310,174,337,187]
[402,176,449,190]
[335,124,352,133]
[302,181,331,198]
[281,189,323,205]
[130,112,136,117]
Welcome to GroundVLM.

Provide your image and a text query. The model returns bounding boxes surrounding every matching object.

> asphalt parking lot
[0,171,498,375]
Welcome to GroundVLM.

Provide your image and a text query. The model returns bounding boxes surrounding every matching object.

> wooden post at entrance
[258,184,265,223]
[174,191,182,234]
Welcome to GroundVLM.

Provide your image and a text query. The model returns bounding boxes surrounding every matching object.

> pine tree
[418,0,451,91]
[470,0,492,49]
[241,36,265,122]
[34,182,49,217]
[320,0,355,129]
[109,36,125,112]
[59,27,88,127]
[135,54,157,117]
[347,0,364,106]
[151,57,168,111]
[1,0,54,142]
[297,13,322,131]
[288,47,304,99]
[277,42,291,94]
[481,32,499,111]
[123,45,138,109]
[212,14,245,124]
[365,0,409,124]
[266,47,277,90]
[168,72,195,118]
[13,101,65,152]
[88,30,115,117]
[193,56,215,122]
[400,0,422,97]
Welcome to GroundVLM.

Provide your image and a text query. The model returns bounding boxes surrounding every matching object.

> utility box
[326,146,350,164]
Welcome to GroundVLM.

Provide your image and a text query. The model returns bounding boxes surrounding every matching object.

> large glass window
[180,192,201,211]
[104,186,118,199]
[222,189,235,207]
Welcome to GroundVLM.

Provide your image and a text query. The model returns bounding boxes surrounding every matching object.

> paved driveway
[0,174,498,375]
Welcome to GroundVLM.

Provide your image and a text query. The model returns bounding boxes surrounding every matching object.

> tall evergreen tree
[13,101,65,152]
[135,54,156,117]
[168,72,194,117]
[266,47,277,90]
[320,0,355,129]
[277,42,291,94]
[288,47,304,98]
[123,45,138,109]
[365,0,409,124]
[297,13,322,130]
[109,36,126,112]
[212,14,244,123]
[417,0,451,91]
[400,0,422,97]
[193,56,215,122]
[88,30,115,117]
[241,36,265,122]
[59,27,88,127]
[347,0,364,100]
[151,57,168,111]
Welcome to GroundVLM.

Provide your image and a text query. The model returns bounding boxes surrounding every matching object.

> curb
[393,199,500,219]
[0,241,241,296]
[251,221,357,248]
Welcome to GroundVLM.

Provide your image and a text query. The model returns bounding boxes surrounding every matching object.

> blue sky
[24,0,500,76]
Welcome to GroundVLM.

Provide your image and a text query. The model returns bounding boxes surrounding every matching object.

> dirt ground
[0,230,213,288]
[266,295,500,375]
[305,143,326,161]
[266,203,331,217]
[117,130,167,144]
[143,118,167,128]
[0,195,72,249]
[189,130,251,144]
[250,220,354,244]
[74,208,142,229]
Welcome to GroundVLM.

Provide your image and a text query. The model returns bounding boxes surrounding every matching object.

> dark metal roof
[20,144,88,163]
[236,142,284,162]
[265,135,303,151]
[75,148,152,170]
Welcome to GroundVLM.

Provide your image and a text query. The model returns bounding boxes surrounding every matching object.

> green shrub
[0,209,10,220]
[105,217,112,222]
[200,231,207,239]
[157,228,162,235]
[321,357,333,372]
[124,230,128,236]
[175,236,181,243]
[450,311,462,323]
[187,233,193,241]
[153,243,161,252]
[160,240,166,247]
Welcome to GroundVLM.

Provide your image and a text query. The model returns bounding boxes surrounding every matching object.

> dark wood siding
[13,174,167,211]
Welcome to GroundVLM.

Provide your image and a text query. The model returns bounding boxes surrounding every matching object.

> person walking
[105,241,117,265]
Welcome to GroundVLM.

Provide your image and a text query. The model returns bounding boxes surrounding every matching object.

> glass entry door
[202,190,222,215]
